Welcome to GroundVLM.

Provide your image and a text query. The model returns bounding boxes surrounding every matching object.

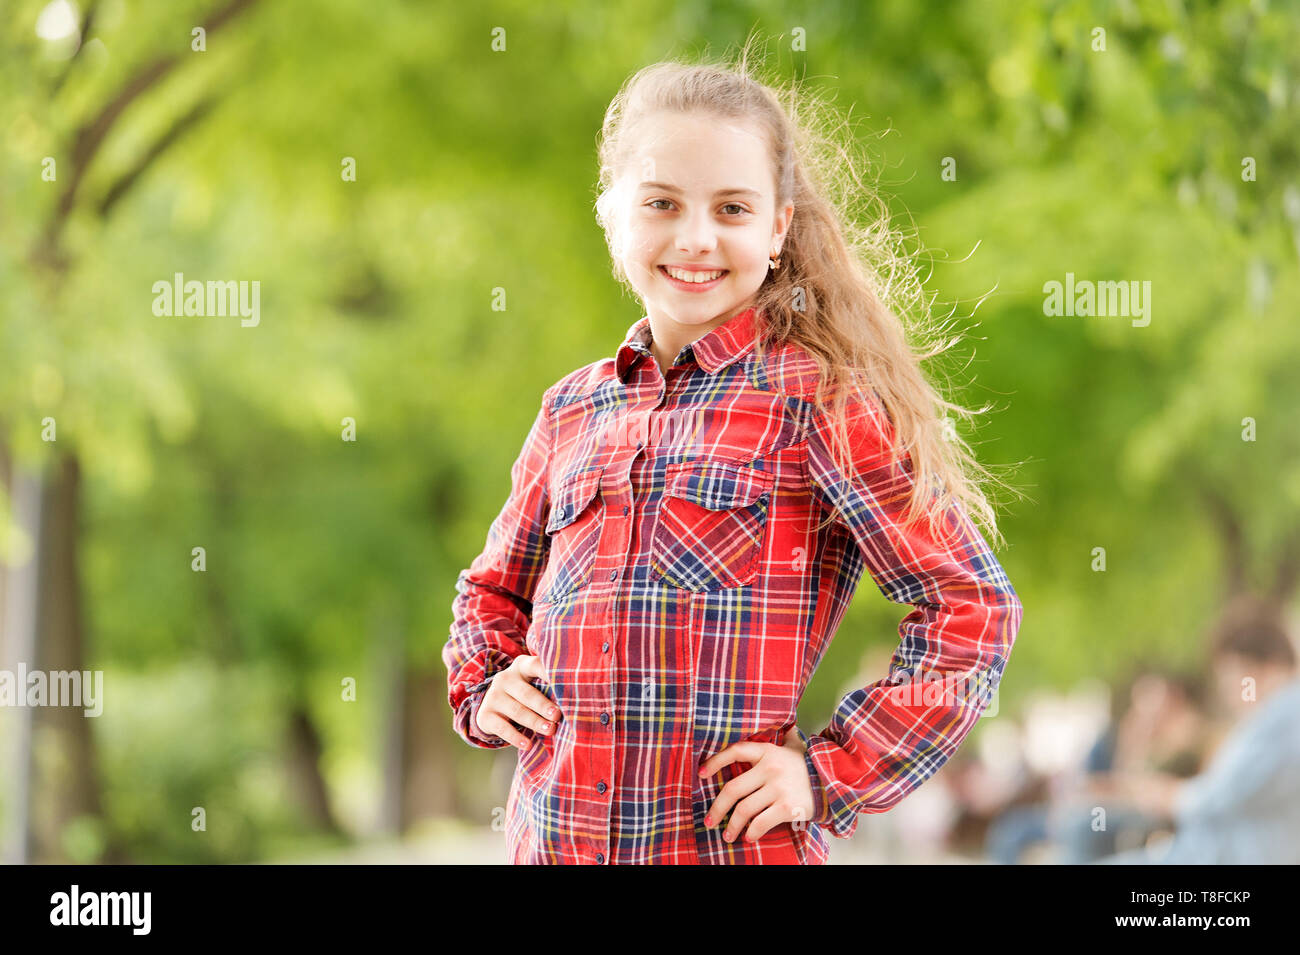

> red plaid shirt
[444,305,1022,864]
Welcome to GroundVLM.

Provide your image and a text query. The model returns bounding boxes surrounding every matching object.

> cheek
[737,235,772,268]
[621,216,658,254]
[618,235,657,287]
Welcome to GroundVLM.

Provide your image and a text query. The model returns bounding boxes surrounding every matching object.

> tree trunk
[1,442,41,864]
[28,452,106,863]
[284,702,343,836]
[400,669,459,829]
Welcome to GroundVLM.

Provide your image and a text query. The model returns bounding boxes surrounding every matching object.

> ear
[773,199,795,246]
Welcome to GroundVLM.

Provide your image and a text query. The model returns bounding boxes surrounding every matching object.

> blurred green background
[1,0,1297,863]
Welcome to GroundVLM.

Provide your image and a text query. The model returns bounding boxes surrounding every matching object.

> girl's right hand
[473,654,563,750]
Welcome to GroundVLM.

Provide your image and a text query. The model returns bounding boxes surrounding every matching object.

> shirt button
[622,505,630,516]
[609,570,618,581]
[596,853,605,864]
[602,642,610,652]
[636,441,644,450]
[597,781,607,794]
[600,712,610,725]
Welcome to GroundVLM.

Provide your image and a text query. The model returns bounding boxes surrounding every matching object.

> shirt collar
[615,306,762,381]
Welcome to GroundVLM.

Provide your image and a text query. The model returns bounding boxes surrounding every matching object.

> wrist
[464,679,509,748]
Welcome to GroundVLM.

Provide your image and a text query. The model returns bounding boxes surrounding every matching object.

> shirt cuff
[795,725,832,829]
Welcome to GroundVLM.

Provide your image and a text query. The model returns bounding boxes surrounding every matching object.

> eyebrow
[637,181,764,199]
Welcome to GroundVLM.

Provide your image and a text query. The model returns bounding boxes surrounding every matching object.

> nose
[675,206,718,256]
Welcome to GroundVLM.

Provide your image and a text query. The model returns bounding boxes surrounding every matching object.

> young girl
[443,52,1023,865]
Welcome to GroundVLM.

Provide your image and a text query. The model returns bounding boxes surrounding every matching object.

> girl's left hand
[698,732,816,843]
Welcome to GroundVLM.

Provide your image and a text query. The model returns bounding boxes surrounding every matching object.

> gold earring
[769,250,781,271]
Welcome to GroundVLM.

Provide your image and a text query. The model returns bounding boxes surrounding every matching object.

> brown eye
[648,199,673,211]
[721,203,749,216]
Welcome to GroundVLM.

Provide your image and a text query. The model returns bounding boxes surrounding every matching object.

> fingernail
[541,723,550,733]
[549,707,558,718]
[704,815,712,827]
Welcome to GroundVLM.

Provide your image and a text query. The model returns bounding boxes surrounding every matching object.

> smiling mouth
[659,265,729,285]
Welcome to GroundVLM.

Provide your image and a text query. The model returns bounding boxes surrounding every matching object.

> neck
[646,317,692,375]
[645,303,753,375]
[649,339,677,376]
[1258,667,1297,700]
[1226,666,1296,717]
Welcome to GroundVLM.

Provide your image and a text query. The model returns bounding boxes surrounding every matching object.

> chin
[664,305,732,325]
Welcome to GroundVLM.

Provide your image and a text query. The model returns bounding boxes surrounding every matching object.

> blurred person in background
[941,745,1041,859]
[982,665,1207,864]
[1051,666,1207,862]
[1093,595,1300,864]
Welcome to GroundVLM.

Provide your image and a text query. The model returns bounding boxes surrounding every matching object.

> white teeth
[664,267,725,283]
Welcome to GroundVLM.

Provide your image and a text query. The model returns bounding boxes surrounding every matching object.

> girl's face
[614,110,794,339]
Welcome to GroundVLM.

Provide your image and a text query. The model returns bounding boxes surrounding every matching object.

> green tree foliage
[0,0,1295,860]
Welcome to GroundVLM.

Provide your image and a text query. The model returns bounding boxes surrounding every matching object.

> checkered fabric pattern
[444,306,1022,864]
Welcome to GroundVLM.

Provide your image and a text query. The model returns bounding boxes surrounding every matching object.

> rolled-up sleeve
[799,387,1023,838]
[443,388,554,750]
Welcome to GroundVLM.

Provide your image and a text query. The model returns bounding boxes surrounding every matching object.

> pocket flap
[546,468,604,533]
[665,460,775,510]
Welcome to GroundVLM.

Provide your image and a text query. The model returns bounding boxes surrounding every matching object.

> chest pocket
[650,459,775,592]
[537,466,605,603]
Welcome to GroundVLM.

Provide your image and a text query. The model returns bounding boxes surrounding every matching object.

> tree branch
[1271,528,1300,603]
[96,94,223,217]
[33,0,261,269]
[1195,475,1247,598]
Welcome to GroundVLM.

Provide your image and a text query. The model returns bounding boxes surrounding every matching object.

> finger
[722,789,776,844]
[478,710,532,750]
[519,680,563,724]
[503,681,561,733]
[698,741,767,781]
[743,804,789,843]
[500,691,555,736]
[705,765,764,830]
[514,656,560,716]
[514,653,551,684]
[503,661,561,720]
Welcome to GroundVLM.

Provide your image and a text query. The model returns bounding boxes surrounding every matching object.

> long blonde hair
[593,40,1022,549]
